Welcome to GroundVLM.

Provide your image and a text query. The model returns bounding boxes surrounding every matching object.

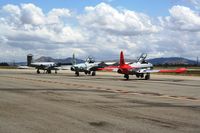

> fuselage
[118,62,153,75]
[31,62,56,67]
[71,62,99,72]
[130,62,153,69]
[31,62,59,74]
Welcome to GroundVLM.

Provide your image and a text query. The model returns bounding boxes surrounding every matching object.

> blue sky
[0,0,188,16]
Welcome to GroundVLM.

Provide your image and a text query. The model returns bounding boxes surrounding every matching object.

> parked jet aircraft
[31,62,59,74]
[99,51,187,80]
[70,54,100,76]
[18,55,60,74]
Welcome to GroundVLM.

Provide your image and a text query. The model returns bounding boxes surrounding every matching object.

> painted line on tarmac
[1,76,200,102]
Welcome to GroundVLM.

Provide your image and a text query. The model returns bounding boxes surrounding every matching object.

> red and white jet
[99,51,187,80]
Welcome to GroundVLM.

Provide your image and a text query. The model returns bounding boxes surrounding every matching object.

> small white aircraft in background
[70,54,101,76]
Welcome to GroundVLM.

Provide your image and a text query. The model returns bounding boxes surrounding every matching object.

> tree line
[0,62,9,66]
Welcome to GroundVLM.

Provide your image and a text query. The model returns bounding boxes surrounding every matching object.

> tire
[124,74,129,80]
[37,69,40,74]
[75,71,79,76]
[47,69,51,74]
[145,74,150,80]
[92,71,96,76]
[88,71,91,75]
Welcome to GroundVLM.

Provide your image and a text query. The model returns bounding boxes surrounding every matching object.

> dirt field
[0,69,199,133]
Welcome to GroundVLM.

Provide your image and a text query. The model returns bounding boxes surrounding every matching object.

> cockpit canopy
[86,56,95,63]
[138,53,148,64]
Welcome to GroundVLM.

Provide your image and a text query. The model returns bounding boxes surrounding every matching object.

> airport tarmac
[0,69,199,133]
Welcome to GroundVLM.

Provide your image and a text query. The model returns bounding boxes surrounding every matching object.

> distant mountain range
[11,56,197,66]
[147,57,196,65]
[35,56,84,64]
[102,57,196,65]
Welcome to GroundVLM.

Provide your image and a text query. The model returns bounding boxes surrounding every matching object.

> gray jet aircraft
[70,54,101,76]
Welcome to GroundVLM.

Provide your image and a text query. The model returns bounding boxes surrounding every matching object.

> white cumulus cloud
[0,3,86,61]
[161,5,200,31]
[0,3,199,61]
[47,8,71,24]
[20,3,45,25]
[79,3,159,36]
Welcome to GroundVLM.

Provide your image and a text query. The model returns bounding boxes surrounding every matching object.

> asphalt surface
[0,69,200,133]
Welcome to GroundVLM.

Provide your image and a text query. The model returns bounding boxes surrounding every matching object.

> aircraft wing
[31,62,59,70]
[17,66,31,69]
[136,68,187,73]
[98,66,119,72]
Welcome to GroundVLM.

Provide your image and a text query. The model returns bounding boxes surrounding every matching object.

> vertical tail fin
[120,51,125,66]
[72,53,76,65]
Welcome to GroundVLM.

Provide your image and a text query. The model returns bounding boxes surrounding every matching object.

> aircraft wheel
[145,74,150,80]
[140,74,144,78]
[75,71,79,76]
[47,69,51,74]
[92,71,96,76]
[84,71,88,75]
[124,74,129,80]
[37,69,40,74]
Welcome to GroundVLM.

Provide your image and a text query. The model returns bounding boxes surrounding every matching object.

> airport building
[27,54,33,66]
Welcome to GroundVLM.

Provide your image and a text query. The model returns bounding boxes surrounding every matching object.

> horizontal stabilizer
[159,68,187,73]
[138,68,187,73]
[98,66,119,72]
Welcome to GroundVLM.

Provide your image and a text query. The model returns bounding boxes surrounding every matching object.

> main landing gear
[37,69,57,74]
[145,73,150,80]
[37,69,40,74]
[75,71,79,76]
[91,71,96,76]
[46,69,52,74]
[76,71,96,76]
[136,73,144,78]
[124,74,129,80]
[136,73,150,80]
[125,73,150,80]
[84,71,91,75]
